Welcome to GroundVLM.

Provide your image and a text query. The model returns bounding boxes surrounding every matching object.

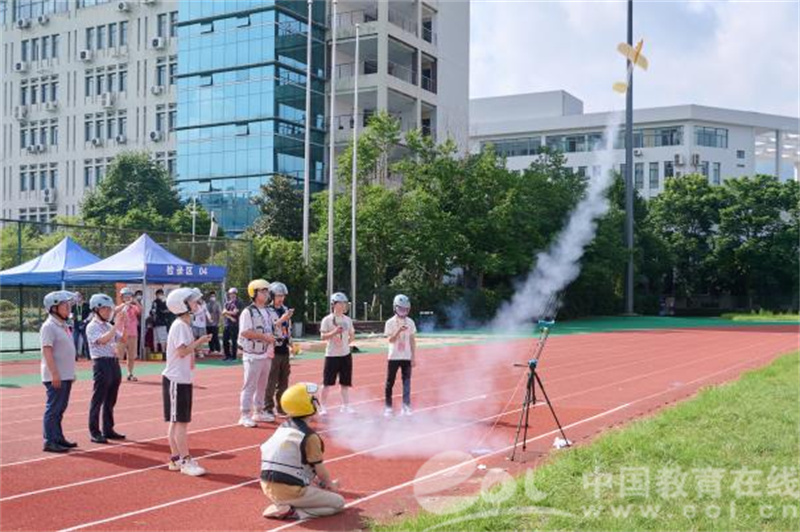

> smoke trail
[492,114,623,331]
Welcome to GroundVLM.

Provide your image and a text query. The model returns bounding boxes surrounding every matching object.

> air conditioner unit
[43,188,57,204]
[45,101,59,112]
[633,148,643,157]
[151,37,165,50]
[16,18,32,29]
[150,85,165,96]
[26,145,37,154]
[116,134,127,144]
[35,143,46,153]
[13,106,29,121]
[37,14,49,25]
[91,137,103,147]
[13,61,28,73]
[116,1,130,12]
[674,153,685,166]
[101,92,115,108]
[149,130,163,142]
[79,49,94,62]
[691,153,701,167]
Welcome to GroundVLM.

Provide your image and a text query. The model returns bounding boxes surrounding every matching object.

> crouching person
[260,383,344,520]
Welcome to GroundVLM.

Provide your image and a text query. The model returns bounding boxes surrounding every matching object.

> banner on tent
[145,264,226,282]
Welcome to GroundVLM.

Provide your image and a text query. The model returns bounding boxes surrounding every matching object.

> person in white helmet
[86,293,126,443]
[318,292,355,415]
[263,281,294,418]
[383,294,417,417]
[163,287,212,476]
[115,286,142,381]
[40,291,78,453]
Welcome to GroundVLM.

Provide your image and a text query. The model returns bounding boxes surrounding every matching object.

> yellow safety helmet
[281,382,319,418]
[247,279,270,299]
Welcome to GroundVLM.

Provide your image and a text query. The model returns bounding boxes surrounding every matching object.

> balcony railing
[388,8,417,36]
[387,60,416,85]
[332,7,378,28]
[334,59,379,79]
[421,74,437,93]
[422,25,437,44]
[328,111,414,133]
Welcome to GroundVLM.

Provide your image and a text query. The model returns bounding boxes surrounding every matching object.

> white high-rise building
[1,0,179,223]
[470,91,800,198]
[1,0,470,233]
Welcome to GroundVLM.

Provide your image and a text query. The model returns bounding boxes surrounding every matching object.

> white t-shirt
[40,316,76,382]
[162,319,195,384]
[319,313,353,357]
[192,304,207,329]
[385,316,417,361]
[238,305,275,359]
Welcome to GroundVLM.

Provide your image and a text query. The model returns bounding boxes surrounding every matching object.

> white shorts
[154,326,168,345]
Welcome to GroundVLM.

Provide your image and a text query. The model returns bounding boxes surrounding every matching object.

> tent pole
[17,222,23,353]
[140,277,147,362]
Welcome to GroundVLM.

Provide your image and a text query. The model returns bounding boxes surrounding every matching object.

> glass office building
[176,0,327,233]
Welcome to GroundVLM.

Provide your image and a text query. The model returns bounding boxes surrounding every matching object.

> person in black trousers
[85,294,126,444]
[221,287,243,361]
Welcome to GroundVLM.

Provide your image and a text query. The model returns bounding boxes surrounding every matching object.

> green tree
[337,111,402,186]
[648,174,720,300]
[251,175,305,240]
[253,235,310,319]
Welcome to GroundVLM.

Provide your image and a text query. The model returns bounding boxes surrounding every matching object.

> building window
[96,24,106,49]
[21,40,29,62]
[84,163,92,186]
[700,161,709,178]
[21,170,27,192]
[634,163,644,189]
[42,36,50,60]
[169,11,178,37]
[695,126,728,148]
[107,72,116,93]
[169,56,177,85]
[712,162,721,185]
[168,105,177,132]
[52,34,60,58]
[86,27,95,50]
[108,23,117,48]
[20,85,28,106]
[40,169,48,190]
[120,21,129,46]
[155,106,165,132]
[118,115,127,136]
[31,38,39,61]
[84,116,92,141]
[157,13,167,37]
[649,162,659,189]
[664,160,674,179]
[106,117,116,139]
[51,124,58,146]
[50,80,58,101]
[119,69,128,92]
[736,149,745,159]
[20,129,28,149]
[156,60,167,86]
[85,73,93,97]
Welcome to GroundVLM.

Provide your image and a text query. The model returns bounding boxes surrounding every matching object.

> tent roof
[0,237,101,286]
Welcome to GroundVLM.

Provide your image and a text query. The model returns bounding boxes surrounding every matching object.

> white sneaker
[168,458,181,471]
[255,411,275,423]
[401,405,413,416]
[340,405,356,414]
[383,407,393,417]
[239,415,257,428]
[180,457,206,477]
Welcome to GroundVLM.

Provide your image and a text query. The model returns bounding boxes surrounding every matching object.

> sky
[469,0,800,117]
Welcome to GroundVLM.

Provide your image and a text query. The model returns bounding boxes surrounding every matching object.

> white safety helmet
[119,287,133,297]
[393,294,411,311]
[166,287,202,316]
[270,282,288,297]
[330,292,349,309]
[89,293,114,312]
[43,291,75,312]
[227,287,238,294]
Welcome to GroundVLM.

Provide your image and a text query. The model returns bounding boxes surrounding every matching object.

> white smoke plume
[492,115,623,331]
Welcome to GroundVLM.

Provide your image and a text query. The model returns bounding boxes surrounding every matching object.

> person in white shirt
[237,279,276,427]
[383,294,417,417]
[318,292,356,415]
[191,297,209,358]
[162,287,211,477]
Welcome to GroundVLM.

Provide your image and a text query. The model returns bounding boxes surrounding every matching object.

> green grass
[374,352,800,532]
[721,311,800,323]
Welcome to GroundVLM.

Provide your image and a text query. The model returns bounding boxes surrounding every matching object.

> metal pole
[302,0,313,265]
[326,0,338,299]
[17,222,23,352]
[350,23,359,313]
[140,278,147,360]
[363,301,367,321]
[624,0,635,315]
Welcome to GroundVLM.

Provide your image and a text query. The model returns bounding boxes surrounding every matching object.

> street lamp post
[350,23,360,313]
[326,0,338,299]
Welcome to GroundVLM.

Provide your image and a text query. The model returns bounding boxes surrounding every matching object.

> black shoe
[90,434,109,444]
[58,439,78,448]
[104,431,126,440]
[43,442,69,453]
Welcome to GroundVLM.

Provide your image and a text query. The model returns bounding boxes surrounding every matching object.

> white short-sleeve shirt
[384,316,417,361]
[162,319,195,384]
[320,313,353,357]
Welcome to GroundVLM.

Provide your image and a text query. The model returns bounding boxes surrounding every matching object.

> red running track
[0,325,796,531]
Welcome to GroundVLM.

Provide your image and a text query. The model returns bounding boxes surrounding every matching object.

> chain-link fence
[0,218,254,359]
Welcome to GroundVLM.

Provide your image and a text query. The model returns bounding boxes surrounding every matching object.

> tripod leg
[534,371,570,445]
[510,373,535,461]
[521,372,534,451]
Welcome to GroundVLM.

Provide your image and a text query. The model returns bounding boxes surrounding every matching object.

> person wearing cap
[40,291,78,453]
[86,293,126,443]
[222,287,243,361]
[238,279,277,427]
[264,282,294,418]
[318,292,356,415]
[115,286,142,381]
[163,287,212,476]
[260,382,344,520]
[383,294,417,417]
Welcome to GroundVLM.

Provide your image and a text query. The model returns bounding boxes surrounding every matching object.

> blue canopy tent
[0,236,101,288]
[65,233,227,360]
